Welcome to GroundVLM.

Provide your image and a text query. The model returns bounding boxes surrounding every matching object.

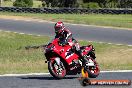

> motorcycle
[44,38,100,79]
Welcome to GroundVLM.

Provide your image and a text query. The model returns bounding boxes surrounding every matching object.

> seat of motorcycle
[80,46,86,50]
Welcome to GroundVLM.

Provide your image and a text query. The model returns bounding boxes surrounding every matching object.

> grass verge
[0,12,132,29]
[0,31,132,74]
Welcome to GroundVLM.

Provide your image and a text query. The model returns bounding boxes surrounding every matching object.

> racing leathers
[55,28,85,61]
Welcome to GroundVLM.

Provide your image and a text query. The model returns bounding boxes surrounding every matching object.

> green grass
[0,12,132,29]
[0,31,132,74]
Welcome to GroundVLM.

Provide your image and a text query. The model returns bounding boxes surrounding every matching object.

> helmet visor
[55,27,62,32]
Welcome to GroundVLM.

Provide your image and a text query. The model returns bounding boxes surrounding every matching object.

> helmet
[54,21,65,33]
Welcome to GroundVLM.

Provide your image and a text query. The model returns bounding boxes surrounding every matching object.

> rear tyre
[86,57,100,78]
[48,57,66,79]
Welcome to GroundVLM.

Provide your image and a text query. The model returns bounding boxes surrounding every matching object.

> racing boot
[77,50,95,67]
[75,50,88,64]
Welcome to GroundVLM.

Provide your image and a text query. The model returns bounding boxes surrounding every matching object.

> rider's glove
[60,40,67,46]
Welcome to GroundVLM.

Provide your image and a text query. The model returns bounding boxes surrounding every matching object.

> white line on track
[108,43,112,45]
[128,45,132,47]
[14,32,18,33]
[4,30,12,33]
[39,20,45,23]
[14,19,19,21]
[116,44,123,46]
[98,42,104,44]
[101,70,132,73]
[36,35,41,36]
[28,34,33,36]
[0,70,132,77]
[0,73,50,77]
[19,33,25,35]
[25,20,32,22]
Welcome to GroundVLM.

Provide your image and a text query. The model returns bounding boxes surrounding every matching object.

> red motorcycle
[44,38,100,79]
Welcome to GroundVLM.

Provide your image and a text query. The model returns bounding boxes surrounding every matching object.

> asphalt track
[0,18,132,45]
[0,18,132,88]
[0,72,132,88]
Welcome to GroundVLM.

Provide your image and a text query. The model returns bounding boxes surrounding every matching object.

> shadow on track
[19,76,78,80]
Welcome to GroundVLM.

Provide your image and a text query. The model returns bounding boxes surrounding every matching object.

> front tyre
[48,57,66,79]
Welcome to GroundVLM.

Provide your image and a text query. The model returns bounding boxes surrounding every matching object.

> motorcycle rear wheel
[48,57,66,79]
[85,57,100,78]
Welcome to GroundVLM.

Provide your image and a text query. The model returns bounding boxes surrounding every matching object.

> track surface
[0,18,132,45]
[0,72,131,88]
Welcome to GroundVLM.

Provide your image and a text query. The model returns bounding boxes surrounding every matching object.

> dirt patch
[0,15,27,20]
[0,15,42,22]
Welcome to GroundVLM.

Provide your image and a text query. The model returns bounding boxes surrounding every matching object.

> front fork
[45,57,61,66]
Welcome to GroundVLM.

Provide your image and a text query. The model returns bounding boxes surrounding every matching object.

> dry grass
[0,31,49,74]
[0,60,48,74]
[97,46,132,70]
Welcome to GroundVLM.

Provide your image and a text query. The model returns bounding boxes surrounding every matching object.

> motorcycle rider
[54,21,87,63]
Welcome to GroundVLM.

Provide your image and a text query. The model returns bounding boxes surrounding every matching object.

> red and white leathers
[55,27,80,54]
[54,22,92,66]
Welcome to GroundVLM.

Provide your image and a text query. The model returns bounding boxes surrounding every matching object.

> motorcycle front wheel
[48,57,66,79]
